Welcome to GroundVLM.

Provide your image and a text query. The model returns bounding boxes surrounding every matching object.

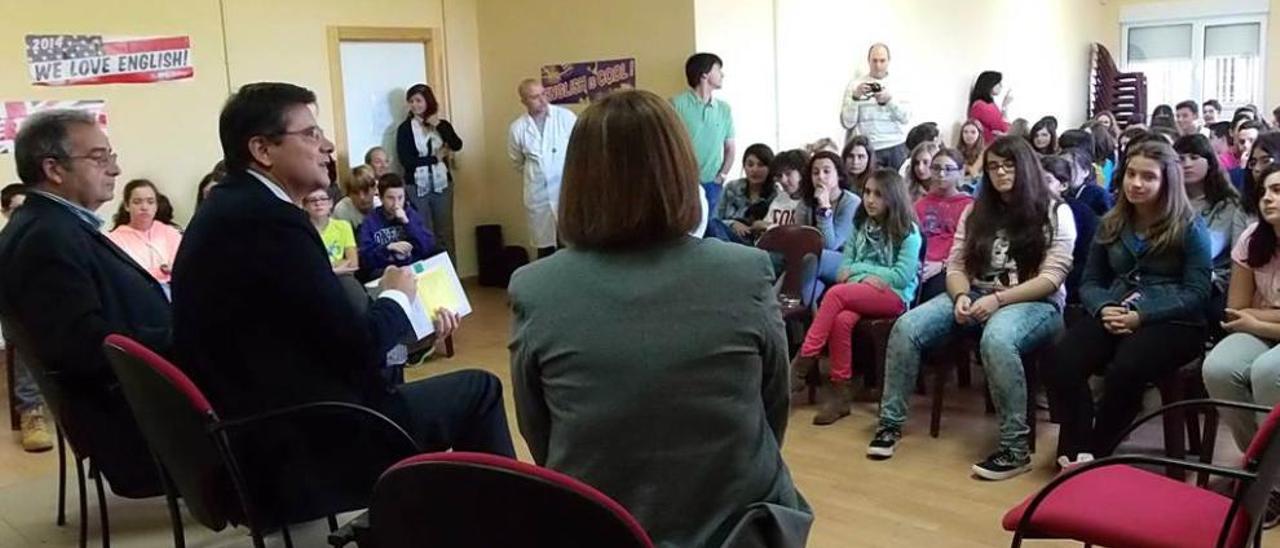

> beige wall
[473,0,697,251]
[0,0,229,227]
[0,0,491,275]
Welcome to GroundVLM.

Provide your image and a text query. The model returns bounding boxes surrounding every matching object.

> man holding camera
[840,43,910,169]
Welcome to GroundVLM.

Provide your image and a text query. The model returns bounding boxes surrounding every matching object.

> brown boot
[813,380,853,425]
[790,355,818,393]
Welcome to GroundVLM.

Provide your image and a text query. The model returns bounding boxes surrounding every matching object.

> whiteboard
[338,41,428,173]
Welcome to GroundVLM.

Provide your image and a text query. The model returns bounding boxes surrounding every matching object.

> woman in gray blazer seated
[508,90,811,548]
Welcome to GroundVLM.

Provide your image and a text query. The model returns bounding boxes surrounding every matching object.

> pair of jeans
[12,354,43,413]
[879,293,1062,458]
[1044,317,1205,457]
[701,182,723,226]
[1202,332,1280,451]
[800,282,905,382]
[410,185,456,264]
[801,249,843,307]
[3,326,44,413]
[874,143,908,171]
[389,369,516,457]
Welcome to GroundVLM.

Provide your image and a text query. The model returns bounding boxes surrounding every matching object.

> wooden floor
[0,282,1272,547]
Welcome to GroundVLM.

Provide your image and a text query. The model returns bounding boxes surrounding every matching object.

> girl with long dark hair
[1203,165,1280,460]
[968,71,1013,144]
[869,137,1075,480]
[714,143,777,243]
[1029,116,1058,155]
[842,136,876,195]
[1174,134,1247,333]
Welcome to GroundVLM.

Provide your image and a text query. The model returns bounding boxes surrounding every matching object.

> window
[1122,15,1267,114]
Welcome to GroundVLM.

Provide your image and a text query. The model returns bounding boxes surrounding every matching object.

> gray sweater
[1190,194,1248,292]
[508,237,810,548]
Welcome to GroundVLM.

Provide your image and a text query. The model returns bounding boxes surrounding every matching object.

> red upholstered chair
[351,452,653,548]
[1002,398,1280,548]
[103,334,420,548]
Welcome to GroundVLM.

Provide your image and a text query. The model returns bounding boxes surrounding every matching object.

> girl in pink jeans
[791,168,922,425]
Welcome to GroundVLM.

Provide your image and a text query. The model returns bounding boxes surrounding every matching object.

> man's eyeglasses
[278,126,326,141]
[62,151,118,168]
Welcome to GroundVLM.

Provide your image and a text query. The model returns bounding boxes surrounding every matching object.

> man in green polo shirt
[671,52,735,224]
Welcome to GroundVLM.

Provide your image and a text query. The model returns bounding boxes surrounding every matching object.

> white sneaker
[1055,453,1095,470]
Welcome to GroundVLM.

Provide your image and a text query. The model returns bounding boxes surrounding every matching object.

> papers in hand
[366,252,472,340]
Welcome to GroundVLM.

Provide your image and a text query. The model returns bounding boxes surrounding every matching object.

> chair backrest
[756,225,825,301]
[1224,403,1280,547]
[102,334,238,531]
[368,452,653,548]
[0,318,75,442]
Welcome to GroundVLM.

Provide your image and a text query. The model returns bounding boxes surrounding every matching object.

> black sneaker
[972,449,1032,481]
[866,426,901,459]
[1265,489,1280,529]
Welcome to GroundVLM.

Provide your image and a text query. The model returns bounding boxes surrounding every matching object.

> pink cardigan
[108,222,183,283]
[968,100,1009,145]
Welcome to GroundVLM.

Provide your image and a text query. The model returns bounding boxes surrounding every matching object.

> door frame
[326,26,447,178]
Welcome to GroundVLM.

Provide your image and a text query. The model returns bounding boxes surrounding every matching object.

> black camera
[866,82,883,94]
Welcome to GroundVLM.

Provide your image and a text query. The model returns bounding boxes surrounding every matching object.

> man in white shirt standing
[840,43,910,170]
[508,79,576,259]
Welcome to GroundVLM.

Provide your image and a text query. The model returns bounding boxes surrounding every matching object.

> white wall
[695,0,778,163]
[696,0,1115,154]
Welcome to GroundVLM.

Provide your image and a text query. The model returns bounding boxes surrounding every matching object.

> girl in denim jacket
[1045,141,1212,468]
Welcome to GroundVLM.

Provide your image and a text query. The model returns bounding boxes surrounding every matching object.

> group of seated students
[703,94,1280,492]
[6,67,1280,547]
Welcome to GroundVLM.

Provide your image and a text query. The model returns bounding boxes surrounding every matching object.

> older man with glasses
[0,109,169,495]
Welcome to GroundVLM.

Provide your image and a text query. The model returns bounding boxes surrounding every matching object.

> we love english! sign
[26,34,194,87]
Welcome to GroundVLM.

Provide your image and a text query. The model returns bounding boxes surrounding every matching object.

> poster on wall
[540,58,636,104]
[0,100,108,154]
[26,34,193,86]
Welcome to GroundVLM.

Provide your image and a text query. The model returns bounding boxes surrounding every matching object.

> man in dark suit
[0,109,168,496]
[171,84,513,506]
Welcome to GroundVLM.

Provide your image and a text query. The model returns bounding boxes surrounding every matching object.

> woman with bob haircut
[508,89,811,548]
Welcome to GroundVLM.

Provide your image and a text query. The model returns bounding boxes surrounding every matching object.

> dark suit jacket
[0,191,170,496]
[171,170,417,520]
[395,118,462,185]
[172,169,412,419]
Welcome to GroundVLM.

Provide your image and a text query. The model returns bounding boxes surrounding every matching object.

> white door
[338,41,429,173]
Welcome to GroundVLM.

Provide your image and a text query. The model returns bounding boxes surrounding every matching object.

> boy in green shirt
[671,52,735,223]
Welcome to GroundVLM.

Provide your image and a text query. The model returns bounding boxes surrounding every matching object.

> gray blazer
[509,236,810,548]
